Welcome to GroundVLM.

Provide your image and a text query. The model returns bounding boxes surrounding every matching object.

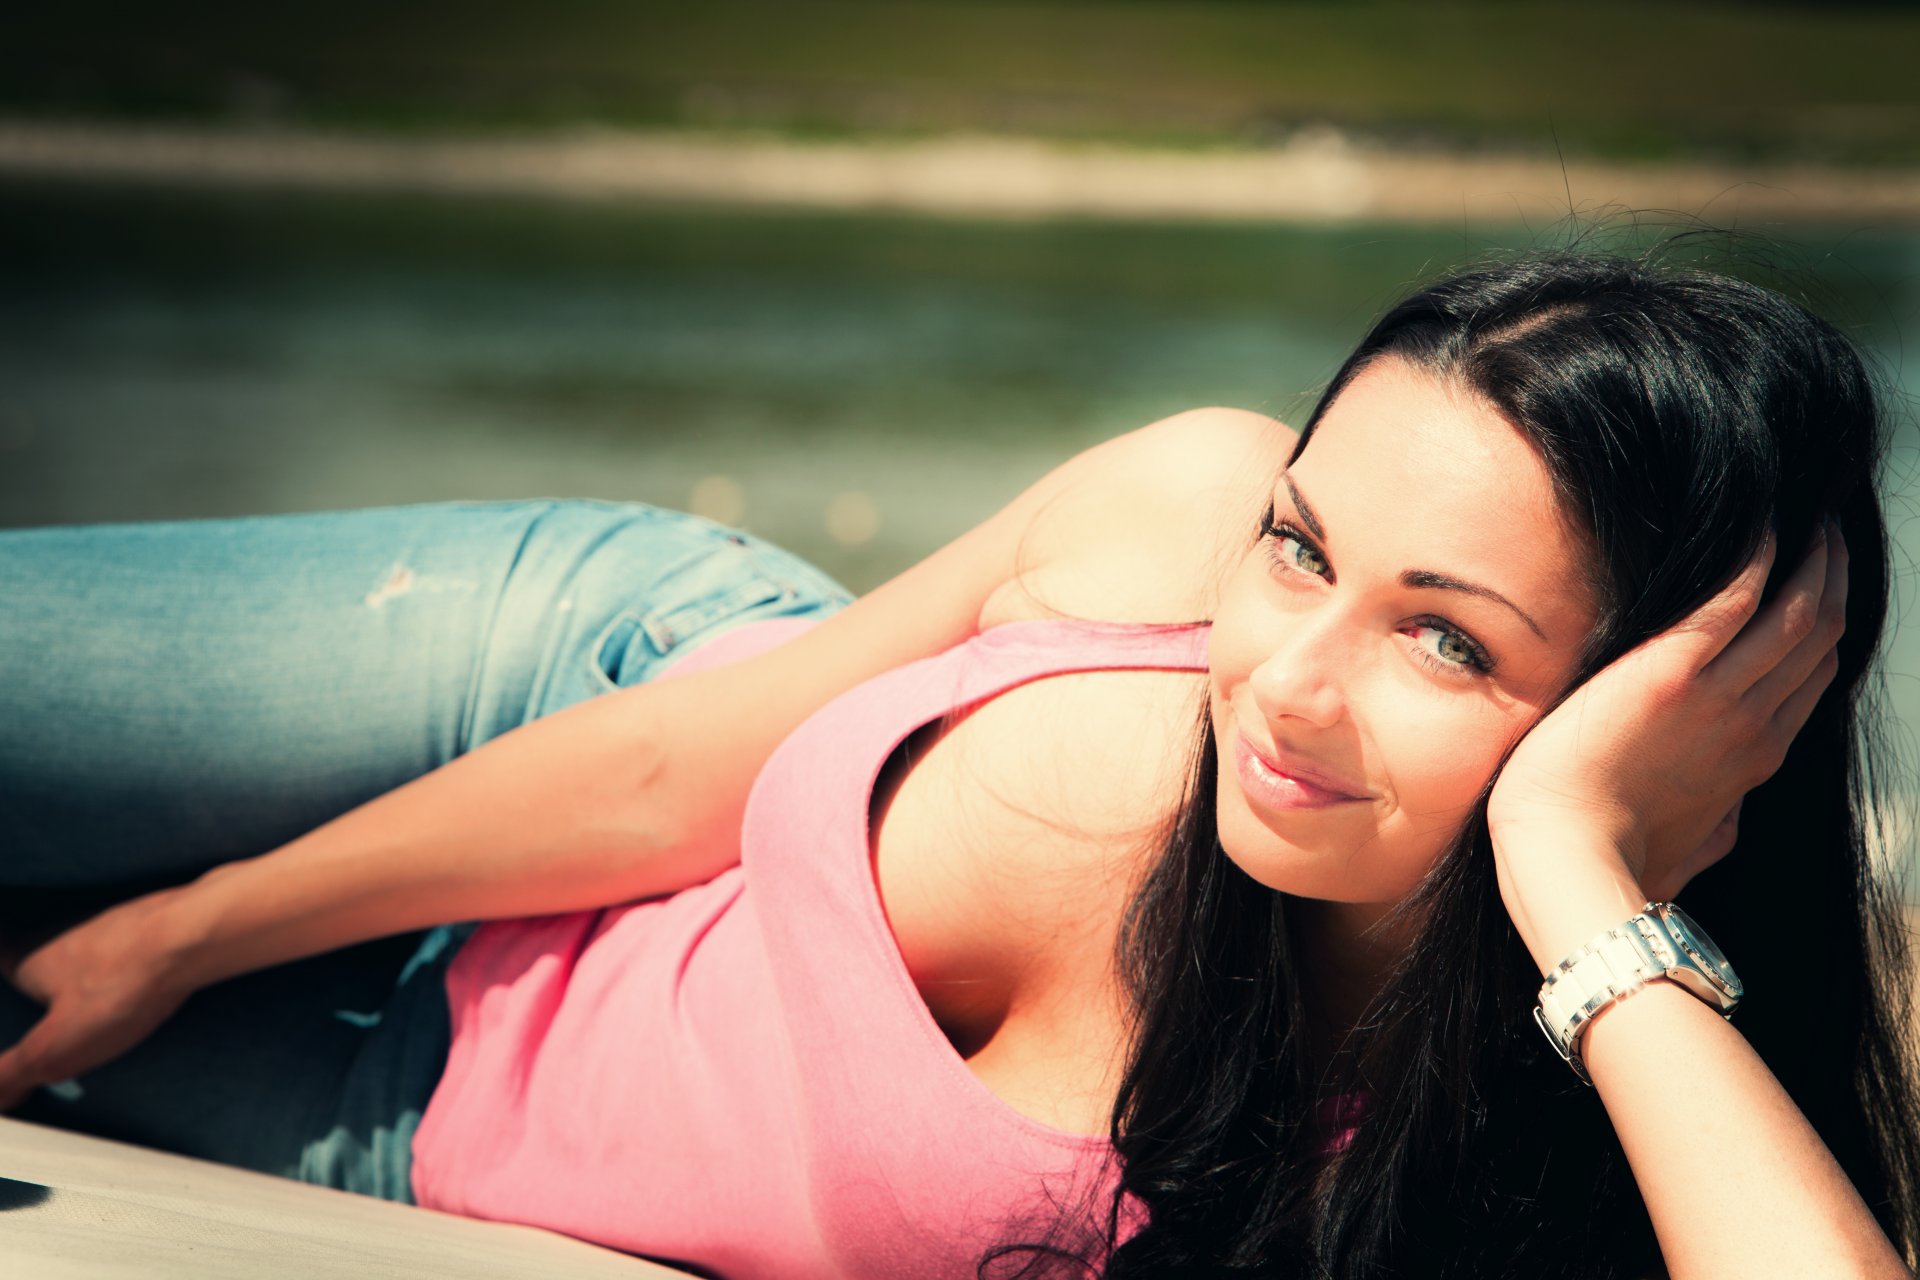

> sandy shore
[4,120,1919,225]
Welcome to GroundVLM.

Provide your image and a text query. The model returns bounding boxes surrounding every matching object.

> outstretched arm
[1490,525,1913,1278]
[0,406,1281,1110]
[0,475,1008,1109]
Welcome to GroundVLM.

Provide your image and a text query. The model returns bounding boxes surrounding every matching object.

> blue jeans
[0,500,852,1201]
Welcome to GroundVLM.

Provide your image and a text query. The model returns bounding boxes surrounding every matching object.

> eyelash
[1257,502,1497,678]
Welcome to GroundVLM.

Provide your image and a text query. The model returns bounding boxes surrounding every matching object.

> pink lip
[1232,733,1372,812]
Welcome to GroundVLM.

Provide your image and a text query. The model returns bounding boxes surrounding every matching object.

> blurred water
[3,178,1917,883]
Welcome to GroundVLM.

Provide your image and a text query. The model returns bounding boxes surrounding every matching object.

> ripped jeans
[0,500,852,1201]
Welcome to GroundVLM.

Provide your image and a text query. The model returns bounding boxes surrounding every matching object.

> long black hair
[1092,245,1920,1276]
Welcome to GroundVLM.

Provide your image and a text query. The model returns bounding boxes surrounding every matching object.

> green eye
[1405,620,1493,675]
[1258,510,1332,583]
[1284,535,1329,578]
[1433,631,1474,664]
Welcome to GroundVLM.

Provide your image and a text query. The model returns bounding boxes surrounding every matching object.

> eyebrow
[1281,474,1550,642]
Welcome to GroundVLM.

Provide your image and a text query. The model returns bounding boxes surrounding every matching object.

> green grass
[5,1,1919,165]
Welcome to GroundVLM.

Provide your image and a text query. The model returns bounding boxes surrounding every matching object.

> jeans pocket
[587,546,800,692]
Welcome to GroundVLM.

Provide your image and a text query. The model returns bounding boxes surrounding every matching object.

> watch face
[1663,904,1744,999]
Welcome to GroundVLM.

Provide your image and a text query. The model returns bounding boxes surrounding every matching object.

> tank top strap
[901,617,1211,724]
[970,616,1211,668]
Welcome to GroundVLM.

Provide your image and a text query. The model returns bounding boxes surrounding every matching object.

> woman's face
[1208,355,1603,923]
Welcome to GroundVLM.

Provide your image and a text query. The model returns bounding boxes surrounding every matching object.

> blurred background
[1,1,1917,884]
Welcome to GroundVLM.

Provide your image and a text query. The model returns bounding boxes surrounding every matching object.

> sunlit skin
[1206,356,1604,994]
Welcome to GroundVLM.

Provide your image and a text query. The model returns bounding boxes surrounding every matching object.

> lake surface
[4,177,1918,881]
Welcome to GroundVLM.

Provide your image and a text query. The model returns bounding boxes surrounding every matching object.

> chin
[1214,799,1358,899]
[1213,787,1443,906]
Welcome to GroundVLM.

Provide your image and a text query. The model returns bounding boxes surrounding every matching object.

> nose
[1247,608,1349,730]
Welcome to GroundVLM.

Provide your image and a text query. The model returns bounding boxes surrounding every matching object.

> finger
[1664,531,1781,663]
[1702,522,1832,686]
[1766,645,1840,754]
[0,1058,33,1112]
[0,1002,108,1110]
[1695,794,1741,854]
[0,942,52,1005]
[0,1022,55,1113]
[1690,801,1742,880]
[1743,519,1848,712]
[1709,792,1743,828]
[1600,533,1779,693]
[1748,519,1849,713]
[1650,798,1743,903]
[0,922,63,991]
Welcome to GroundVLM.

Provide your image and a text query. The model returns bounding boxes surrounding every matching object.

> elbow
[594,721,741,894]
[605,719,685,850]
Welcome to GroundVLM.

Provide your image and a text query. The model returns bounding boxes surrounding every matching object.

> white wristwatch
[1532,901,1744,1085]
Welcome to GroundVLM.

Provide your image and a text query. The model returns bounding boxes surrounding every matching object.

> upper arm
[981,405,1297,627]
[618,405,1295,855]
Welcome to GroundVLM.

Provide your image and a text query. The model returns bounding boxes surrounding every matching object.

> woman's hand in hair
[1486,523,1846,972]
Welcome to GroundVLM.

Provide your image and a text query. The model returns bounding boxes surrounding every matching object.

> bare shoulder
[978,407,1297,629]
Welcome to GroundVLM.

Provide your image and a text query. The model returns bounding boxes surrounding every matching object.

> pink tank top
[409,615,1211,1278]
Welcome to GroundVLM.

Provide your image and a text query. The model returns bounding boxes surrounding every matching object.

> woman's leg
[0,498,851,895]
[0,499,852,1196]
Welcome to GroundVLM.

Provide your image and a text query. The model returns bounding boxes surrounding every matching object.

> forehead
[1294,357,1599,631]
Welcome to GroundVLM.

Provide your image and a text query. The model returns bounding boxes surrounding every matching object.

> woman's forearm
[1504,848,1909,1280]
[1582,980,1908,1279]
[153,677,734,990]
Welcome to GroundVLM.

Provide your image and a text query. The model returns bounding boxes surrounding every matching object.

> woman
[1,248,1914,1278]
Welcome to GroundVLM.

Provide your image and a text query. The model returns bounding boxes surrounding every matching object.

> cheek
[1204,568,1271,691]
[1373,702,1525,836]
[1333,702,1525,903]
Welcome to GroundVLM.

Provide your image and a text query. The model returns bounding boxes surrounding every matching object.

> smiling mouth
[1232,733,1371,811]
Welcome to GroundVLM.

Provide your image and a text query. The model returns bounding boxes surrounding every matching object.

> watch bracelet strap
[1533,903,1675,1086]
